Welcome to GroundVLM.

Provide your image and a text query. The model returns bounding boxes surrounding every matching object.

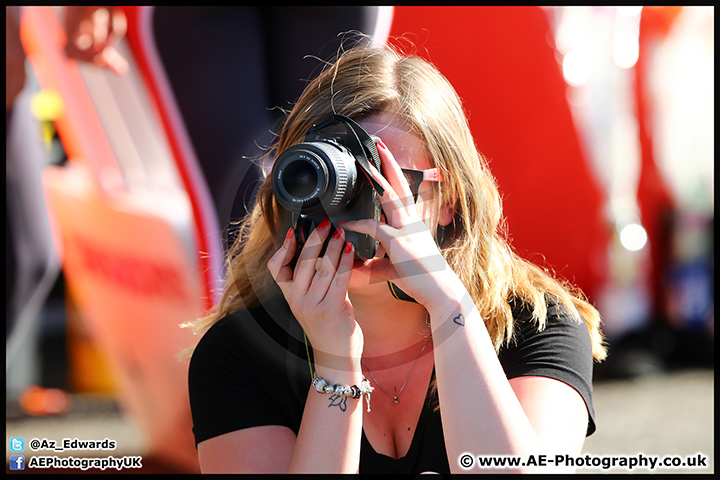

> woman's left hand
[341,141,457,308]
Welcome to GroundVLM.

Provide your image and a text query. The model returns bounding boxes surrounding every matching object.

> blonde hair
[185,40,606,362]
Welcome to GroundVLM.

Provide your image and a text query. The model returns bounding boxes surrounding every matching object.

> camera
[271,115,385,260]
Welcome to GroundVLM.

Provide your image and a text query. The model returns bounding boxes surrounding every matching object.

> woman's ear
[438,200,456,227]
[436,200,457,248]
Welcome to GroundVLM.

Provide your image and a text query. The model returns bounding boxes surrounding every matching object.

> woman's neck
[349,289,431,364]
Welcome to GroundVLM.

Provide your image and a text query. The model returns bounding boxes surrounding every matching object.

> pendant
[394,396,399,404]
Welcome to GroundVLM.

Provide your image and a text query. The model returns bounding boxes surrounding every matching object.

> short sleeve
[499,300,597,436]
[188,310,303,446]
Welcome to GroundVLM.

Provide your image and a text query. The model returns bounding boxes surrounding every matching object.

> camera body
[271,115,383,260]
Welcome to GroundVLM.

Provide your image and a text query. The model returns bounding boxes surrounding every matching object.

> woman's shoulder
[188,303,308,445]
[189,309,256,372]
[194,307,262,349]
[509,294,585,333]
[504,294,597,435]
[502,294,593,368]
[191,299,302,372]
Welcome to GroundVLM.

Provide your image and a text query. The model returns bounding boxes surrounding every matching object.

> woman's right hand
[267,219,363,377]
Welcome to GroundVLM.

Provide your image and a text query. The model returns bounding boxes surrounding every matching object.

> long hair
[185,40,607,362]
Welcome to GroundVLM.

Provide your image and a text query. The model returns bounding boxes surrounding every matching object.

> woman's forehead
[359,113,409,135]
[359,115,431,171]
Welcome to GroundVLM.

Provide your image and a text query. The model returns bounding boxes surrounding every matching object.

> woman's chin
[348,257,387,292]
[352,258,368,270]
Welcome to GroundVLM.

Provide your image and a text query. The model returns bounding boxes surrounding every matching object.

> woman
[187,41,606,474]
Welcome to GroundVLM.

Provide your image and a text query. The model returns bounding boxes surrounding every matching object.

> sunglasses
[401,167,443,202]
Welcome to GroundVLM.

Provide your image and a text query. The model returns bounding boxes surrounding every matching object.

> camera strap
[313,115,385,197]
[388,281,418,304]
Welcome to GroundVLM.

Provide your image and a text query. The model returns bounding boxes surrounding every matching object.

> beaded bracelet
[312,375,374,412]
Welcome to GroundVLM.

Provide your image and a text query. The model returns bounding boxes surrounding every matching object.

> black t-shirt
[188,295,596,474]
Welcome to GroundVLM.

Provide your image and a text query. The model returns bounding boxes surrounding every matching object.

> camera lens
[282,161,318,198]
[271,141,357,215]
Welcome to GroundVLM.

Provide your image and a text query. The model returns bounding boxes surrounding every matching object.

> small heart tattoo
[453,313,465,326]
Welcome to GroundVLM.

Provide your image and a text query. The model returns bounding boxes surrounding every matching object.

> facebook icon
[9,455,25,470]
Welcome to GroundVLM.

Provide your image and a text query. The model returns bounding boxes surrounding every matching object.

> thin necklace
[361,337,431,405]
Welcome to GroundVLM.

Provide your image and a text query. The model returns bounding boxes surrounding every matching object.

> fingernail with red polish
[319,218,331,229]
[377,140,387,150]
[286,227,294,240]
[333,227,343,239]
[344,241,353,254]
